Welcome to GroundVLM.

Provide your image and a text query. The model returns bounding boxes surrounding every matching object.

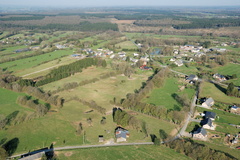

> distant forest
[0,21,118,32]
[0,8,240,31]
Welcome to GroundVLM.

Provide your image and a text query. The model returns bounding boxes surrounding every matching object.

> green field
[16,56,77,78]
[174,65,199,75]
[215,63,240,86]
[197,107,240,125]
[0,88,32,116]
[41,66,114,91]
[199,82,240,104]
[134,112,177,137]
[142,78,195,110]
[56,145,191,160]
[115,41,138,50]
[56,71,151,111]
[0,45,28,56]
[0,49,73,73]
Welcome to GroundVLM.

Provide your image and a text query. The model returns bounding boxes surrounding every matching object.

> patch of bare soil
[64,151,73,157]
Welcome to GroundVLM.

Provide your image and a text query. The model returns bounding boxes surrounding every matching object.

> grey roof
[205,111,216,119]
[201,118,213,127]
[19,152,45,160]
[193,127,207,136]
[204,97,214,107]
[187,74,198,81]
[115,128,129,139]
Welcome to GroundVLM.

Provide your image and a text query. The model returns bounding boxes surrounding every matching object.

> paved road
[9,142,154,159]
[176,91,197,138]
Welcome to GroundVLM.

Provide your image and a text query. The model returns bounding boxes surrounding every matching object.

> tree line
[0,22,118,32]
[166,139,237,160]
[34,58,107,86]
[17,95,49,116]
[0,75,64,107]
[173,18,240,29]
[121,68,187,124]
[50,71,121,94]
[113,108,140,130]
[0,16,45,21]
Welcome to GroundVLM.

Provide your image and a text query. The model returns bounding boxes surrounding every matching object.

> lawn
[56,145,191,160]
[199,81,240,104]
[173,65,199,75]
[185,122,200,133]
[0,88,33,116]
[115,41,138,50]
[142,78,195,110]
[0,49,73,74]
[214,63,240,86]
[134,112,177,137]
[0,45,28,56]
[56,72,150,111]
[197,107,240,125]
[41,66,115,92]
[16,55,77,78]
[195,140,240,159]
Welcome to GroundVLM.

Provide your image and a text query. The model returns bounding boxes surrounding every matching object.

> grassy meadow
[55,70,151,111]
[199,81,240,104]
[0,49,73,74]
[215,63,240,86]
[56,145,191,160]
[142,78,195,110]
[0,88,32,116]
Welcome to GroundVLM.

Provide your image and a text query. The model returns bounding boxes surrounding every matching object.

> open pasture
[0,49,73,74]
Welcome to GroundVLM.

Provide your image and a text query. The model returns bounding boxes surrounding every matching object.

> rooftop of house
[186,74,198,81]
[193,127,207,136]
[201,118,213,127]
[231,105,239,110]
[115,127,129,139]
[204,111,216,119]
[203,97,214,107]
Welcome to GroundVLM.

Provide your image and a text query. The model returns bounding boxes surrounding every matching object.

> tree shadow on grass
[3,137,19,156]
[213,83,226,94]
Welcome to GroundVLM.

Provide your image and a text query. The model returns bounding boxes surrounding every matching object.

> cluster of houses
[0,36,39,45]
[170,44,229,67]
[192,111,217,139]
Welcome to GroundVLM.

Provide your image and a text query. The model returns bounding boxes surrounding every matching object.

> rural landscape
[0,4,240,160]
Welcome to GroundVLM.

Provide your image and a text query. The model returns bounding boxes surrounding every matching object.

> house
[139,65,152,70]
[204,111,216,120]
[174,59,183,67]
[230,105,240,114]
[201,118,215,130]
[202,97,214,108]
[213,73,226,82]
[99,135,104,142]
[194,52,206,57]
[19,147,48,160]
[133,53,139,57]
[19,152,45,160]
[186,74,198,82]
[115,127,129,142]
[192,127,207,139]
[55,44,66,49]
[170,58,176,62]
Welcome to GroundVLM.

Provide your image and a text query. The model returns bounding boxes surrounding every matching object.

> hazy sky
[1,0,240,7]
